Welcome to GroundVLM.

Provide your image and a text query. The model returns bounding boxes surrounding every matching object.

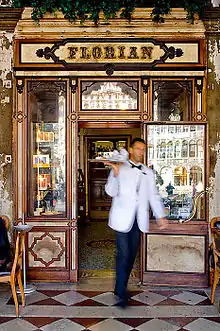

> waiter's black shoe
[114,291,132,301]
[115,298,129,308]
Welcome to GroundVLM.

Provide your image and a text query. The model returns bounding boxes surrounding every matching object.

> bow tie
[129,162,142,170]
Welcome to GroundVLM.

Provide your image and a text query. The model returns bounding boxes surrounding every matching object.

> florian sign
[34,38,183,70]
[16,38,202,75]
[67,44,155,61]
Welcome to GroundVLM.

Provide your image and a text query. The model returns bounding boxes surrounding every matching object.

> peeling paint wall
[0,31,13,220]
[207,35,220,220]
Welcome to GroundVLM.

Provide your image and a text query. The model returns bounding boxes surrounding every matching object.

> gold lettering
[68,47,78,59]
[104,46,116,59]
[80,47,91,59]
[128,47,139,59]
[141,46,153,59]
[92,46,102,59]
[118,46,125,59]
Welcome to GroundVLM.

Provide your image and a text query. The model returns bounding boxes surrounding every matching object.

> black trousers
[114,218,140,299]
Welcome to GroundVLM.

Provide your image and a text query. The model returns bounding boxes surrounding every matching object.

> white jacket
[105,161,165,233]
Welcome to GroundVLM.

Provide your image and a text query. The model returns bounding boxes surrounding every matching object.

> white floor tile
[132,290,167,306]
[92,292,118,306]
[170,291,207,305]
[136,318,180,331]
[41,318,82,331]
[0,318,36,331]
[184,317,220,331]
[90,318,133,331]
[53,290,88,305]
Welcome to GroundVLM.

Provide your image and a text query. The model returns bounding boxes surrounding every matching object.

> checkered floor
[0,281,219,331]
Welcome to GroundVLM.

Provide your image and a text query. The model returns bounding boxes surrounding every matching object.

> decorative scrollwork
[167,46,184,59]
[36,46,59,63]
[104,63,115,76]
[70,79,78,94]
[16,79,24,94]
[195,79,203,94]
[142,78,149,94]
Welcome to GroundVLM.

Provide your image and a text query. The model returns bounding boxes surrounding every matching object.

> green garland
[12,0,209,24]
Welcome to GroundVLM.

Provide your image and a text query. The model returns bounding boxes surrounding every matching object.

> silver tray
[14,224,33,232]
[88,158,127,163]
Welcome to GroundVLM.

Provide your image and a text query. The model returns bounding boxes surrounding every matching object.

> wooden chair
[210,217,220,304]
[0,228,25,317]
[1,215,10,231]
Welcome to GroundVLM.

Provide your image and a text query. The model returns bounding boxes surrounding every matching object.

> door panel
[87,137,128,220]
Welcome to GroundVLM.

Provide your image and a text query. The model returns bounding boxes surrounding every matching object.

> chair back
[210,217,220,268]
[11,232,25,275]
[1,215,10,231]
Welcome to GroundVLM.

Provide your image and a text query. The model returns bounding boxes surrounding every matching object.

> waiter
[105,137,168,307]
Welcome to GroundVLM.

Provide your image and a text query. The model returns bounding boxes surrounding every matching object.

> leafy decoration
[12,0,209,24]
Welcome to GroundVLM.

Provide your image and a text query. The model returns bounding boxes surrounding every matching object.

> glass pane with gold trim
[152,80,192,121]
[81,81,138,110]
[147,124,206,221]
[27,81,67,217]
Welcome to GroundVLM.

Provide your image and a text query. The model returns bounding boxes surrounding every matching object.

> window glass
[152,81,192,121]
[27,81,66,217]
[81,81,138,110]
[147,124,205,221]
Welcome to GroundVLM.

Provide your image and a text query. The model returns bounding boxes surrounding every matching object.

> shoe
[115,298,128,308]
[114,291,132,301]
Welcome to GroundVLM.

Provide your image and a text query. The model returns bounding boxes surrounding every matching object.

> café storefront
[13,8,209,286]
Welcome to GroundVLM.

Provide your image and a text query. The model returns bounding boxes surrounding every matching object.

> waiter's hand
[103,162,121,177]
[157,217,168,230]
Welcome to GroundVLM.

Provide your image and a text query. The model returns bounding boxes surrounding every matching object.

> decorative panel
[147,234,205,273]
[28,231,66,268]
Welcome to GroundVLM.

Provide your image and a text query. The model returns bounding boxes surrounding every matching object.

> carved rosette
[193,113,207,121]
[67,113,79,123]
[141,113,151,122]
[68,219,77,230]
[13,111,27,123]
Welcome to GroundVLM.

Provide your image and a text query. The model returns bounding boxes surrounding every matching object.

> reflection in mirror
[27,81,66,217]
[81,81,138,110]
[152,81,192,121]
[147,124,205,221]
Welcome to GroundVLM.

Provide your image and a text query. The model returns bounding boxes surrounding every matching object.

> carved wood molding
[0,8,23,32]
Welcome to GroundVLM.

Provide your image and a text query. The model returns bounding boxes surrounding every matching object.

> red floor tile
[37,290,69,297]
[23,317,61,328]
[72,299,107,306]
[157,298,186,305]
[70,318,106,328]
[116,318,152,328]
[33,298,66,305]
[0,317,16,324]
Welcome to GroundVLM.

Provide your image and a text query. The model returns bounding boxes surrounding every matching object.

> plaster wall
[0,31,13,219]
[207,36,220,221]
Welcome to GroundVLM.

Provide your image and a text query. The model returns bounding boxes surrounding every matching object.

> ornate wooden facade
[13,8,209,286]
